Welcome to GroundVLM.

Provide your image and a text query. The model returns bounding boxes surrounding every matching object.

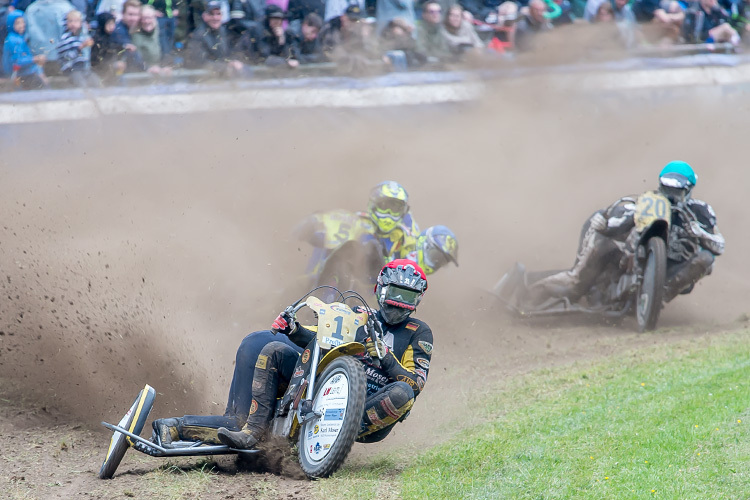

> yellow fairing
[634,191,671,232]
[317,343,367,375]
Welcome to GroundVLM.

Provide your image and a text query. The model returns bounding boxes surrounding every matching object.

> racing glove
[365,336,389,360]
[589,213,607,233]
[271,310,297,336]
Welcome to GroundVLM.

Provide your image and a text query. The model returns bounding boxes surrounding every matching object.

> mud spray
[1,85,748,456]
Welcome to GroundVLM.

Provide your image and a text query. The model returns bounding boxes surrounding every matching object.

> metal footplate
[101,422,260,457]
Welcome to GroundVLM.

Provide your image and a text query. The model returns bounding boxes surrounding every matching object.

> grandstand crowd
[1,0,748,90]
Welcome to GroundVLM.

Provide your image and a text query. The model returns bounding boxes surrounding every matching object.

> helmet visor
[373,197,408,218]
[659,185,688,203]
[422,240,450,271]
[383,285,420,310]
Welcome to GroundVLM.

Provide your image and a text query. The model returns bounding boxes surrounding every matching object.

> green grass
[317,328,750,500]
[142,459,219,499]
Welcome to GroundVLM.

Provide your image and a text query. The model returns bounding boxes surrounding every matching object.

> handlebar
[671,203,697,223]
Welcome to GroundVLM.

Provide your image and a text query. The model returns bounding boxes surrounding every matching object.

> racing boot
[151,417,181,448]
[217,424,259,450]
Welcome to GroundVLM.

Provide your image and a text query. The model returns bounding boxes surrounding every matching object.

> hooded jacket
[3,11,41,77]
[91,12,124,69]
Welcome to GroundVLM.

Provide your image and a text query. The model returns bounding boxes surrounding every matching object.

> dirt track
[1,83,749,499]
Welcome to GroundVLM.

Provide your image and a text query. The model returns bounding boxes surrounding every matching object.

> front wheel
[636,238,667,332]
[298,356,366,478]
[98,385,155,479]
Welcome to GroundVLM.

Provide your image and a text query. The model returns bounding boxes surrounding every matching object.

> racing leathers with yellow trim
[240,310,433,444]
[294,209,420,283]
[355,310,433,443]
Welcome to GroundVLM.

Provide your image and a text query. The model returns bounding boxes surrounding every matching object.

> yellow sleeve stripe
[399,345,416,373]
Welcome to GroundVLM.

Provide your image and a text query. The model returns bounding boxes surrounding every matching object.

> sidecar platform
[101,422,259,457]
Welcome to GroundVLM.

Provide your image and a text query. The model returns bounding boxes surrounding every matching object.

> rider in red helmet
[215,258,434,449]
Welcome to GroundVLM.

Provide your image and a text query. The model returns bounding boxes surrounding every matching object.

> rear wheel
[636,238,667,332]
[298,356,366,478]
[98,385,156,479]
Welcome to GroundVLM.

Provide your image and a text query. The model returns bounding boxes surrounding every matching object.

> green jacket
[132,26,162,67]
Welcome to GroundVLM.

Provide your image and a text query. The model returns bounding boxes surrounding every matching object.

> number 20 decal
[641,196,668,219]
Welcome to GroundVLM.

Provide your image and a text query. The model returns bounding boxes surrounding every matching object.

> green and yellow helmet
[367,181,409,234]
[415,225,458,275]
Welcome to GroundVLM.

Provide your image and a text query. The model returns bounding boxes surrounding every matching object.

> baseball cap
[266,4,286,18]
[344,4,363,19]
[206,0,221,12]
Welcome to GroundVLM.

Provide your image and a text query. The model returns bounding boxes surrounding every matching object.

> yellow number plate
[305,296,368,349]
[634,191,671,232]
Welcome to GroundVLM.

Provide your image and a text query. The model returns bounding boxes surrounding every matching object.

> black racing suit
[243,310,433,443]
[661,198,724,301]
[530,196,724,305]
[151,330,302,445]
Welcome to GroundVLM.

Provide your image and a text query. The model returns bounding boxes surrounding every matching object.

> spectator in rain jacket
[185,0,247,76]
[3,10,47,88]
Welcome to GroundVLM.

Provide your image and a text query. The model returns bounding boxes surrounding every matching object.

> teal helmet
[416,225,458,275]
[658,161,697,203]
[367,181,409,234]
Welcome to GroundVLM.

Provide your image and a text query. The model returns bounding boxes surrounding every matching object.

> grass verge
[317,328,750,500]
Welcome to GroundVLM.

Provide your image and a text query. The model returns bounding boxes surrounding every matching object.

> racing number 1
[331,315,344,340]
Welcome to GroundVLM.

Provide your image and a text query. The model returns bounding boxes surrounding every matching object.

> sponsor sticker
[331,374,342,384]
[252,380,263,391]
[397,375,417,389]
[405,322,419,331]
[324,443,331,450]
[417,341,433,354]
[249,399,258,414]
[416,357,430,369]
[367,407,385,427]
[323,385,343,397]
[324,408,345,421]
[255,354,268,370]
[293,366,304,378]
[301,349,310,364]
[417,377,425,390]
[415,368,427,379]
[314,424,319,435]
[330,305,352,315]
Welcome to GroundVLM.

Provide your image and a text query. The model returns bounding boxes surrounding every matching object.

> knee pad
[387,381,415,409]
[259,341,291,359]
[693,249,714,271]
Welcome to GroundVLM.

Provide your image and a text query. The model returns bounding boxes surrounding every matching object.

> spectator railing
[0,42,739,93]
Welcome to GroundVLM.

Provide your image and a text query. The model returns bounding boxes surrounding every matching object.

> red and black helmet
[375,259,428,324]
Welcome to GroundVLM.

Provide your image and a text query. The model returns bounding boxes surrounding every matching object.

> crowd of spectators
[1,0,748,90]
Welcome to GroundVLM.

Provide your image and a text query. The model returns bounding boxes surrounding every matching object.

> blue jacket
[3,11,41,77]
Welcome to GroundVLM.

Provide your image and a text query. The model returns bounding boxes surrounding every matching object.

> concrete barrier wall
[2,60,750,125]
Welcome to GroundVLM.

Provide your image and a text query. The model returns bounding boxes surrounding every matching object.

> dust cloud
[0,84,748,449]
